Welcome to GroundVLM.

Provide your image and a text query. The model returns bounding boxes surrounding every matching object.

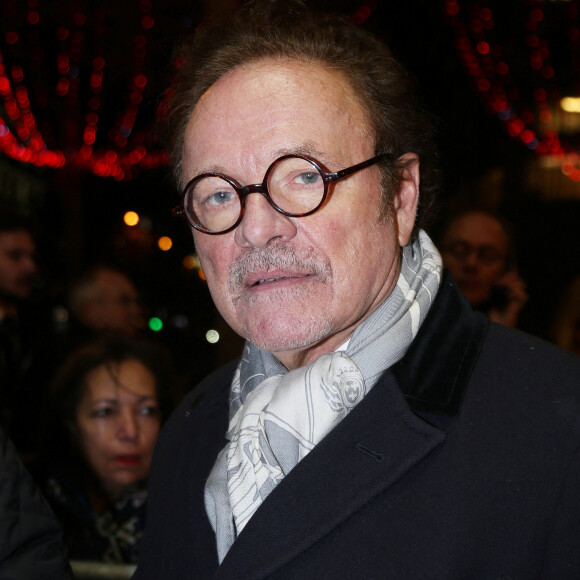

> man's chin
[0,287,32,304]
[241,311,332,355]
[456,284,488,307]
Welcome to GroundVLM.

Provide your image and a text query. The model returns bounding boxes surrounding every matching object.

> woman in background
[33,335,176,564]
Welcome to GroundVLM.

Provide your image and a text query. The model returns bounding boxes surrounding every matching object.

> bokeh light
[157,236,173,251]
[205,329,220,344]
[123,210,139,226]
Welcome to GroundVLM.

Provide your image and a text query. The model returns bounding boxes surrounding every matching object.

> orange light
[158,236,173,251]
[124,211,140,227]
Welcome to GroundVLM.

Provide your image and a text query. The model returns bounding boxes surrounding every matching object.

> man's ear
[393,153,420,247]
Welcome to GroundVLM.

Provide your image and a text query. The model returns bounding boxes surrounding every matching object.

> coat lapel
[216,369,446,579]
[393,271,488,415]
[182,364,233,576]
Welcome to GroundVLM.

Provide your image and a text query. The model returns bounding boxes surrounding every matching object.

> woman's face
[75,359,161,499]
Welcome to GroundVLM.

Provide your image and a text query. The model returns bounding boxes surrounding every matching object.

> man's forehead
[183,59,371,179]
[0,230,35,252]
[446,214,507,245]
[97,271,136,293]
[199,58,355,104]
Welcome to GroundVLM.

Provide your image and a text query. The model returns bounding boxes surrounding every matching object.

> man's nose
[22,256,38,274]
[234,192,297,249]
[462,249,480,269]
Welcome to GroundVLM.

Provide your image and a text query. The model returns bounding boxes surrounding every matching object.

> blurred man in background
[440,209,528,328]
[67,265,143,338]
[0,208,40,443]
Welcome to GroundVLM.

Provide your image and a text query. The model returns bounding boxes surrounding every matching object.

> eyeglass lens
[184,156,325,233]
[443,242,505,266]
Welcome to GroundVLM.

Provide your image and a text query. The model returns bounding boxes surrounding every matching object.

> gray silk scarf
[205,230,442,562]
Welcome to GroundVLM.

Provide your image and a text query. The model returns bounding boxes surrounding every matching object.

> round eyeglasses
[441,242,507,266]
[173,153,394,235]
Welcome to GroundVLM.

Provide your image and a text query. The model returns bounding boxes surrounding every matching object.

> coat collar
[393,270,488,415]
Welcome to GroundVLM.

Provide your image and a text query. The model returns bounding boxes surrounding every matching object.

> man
[67,265,143,337]
[0,213,38,310]
[135,2,580,578]
[0,209,40,436]
[51,265,144,375]
[440,209,528,328]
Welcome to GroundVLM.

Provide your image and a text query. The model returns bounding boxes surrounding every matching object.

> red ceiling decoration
[0,0,383,182]
[5,0,576,185]
[0,0,185,181]
[445,0,580,181]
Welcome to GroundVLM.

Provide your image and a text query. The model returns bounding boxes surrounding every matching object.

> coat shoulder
[469,323,580,451]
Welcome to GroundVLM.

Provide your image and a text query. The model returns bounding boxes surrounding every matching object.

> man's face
[0,229,37,301]
[183,59,418,369]
[441,212,509,307]
[84,270,143,335]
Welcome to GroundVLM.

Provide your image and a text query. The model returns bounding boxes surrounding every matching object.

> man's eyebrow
[274,143,322,158]
[190,143,329,178]
[275,144,344,169]
[192,163,226,175]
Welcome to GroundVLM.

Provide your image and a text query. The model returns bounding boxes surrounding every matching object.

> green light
[149,317,163,332]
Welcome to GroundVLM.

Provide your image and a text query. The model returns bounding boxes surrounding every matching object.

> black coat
[135,275,580,579]
[0,429,72,580]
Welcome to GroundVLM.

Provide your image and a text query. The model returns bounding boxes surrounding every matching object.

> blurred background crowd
[0,0,579,576]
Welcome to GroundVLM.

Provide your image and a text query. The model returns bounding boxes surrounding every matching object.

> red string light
[445,0,580,181]
[0,1,168,179]
[350,1,378,26]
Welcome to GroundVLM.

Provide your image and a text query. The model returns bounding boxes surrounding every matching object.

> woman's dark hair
[51,335,175,427]
[162,0,439,237]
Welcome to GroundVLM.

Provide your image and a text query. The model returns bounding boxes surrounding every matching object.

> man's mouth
[253,276,294,286]
[248,273,310,288]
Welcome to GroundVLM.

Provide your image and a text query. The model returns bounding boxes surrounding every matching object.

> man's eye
[445,242,469,260]
[206,190,236,206]
[294,171,320,186]
[7,251,26,261]
[479,250,503,264]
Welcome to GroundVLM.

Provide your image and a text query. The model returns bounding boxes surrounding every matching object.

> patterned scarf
[205,230,442,562]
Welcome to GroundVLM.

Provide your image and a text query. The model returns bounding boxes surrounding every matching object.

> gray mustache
[228,243,330,292]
